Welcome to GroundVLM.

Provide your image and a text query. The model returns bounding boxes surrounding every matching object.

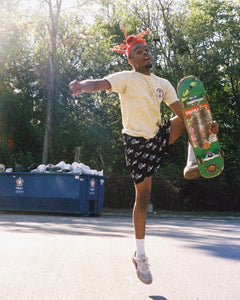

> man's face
[128,44,153,74]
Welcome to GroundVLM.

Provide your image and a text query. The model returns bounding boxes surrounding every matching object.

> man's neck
[134,68,151,75]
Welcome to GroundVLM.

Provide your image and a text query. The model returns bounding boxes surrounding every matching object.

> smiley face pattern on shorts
[123,120,171,184]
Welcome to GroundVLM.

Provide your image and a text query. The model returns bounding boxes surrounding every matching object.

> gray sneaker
[184,161,201,180]
[132,252,153,284]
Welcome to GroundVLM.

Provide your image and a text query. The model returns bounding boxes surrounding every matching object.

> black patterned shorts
[123,120,171,184]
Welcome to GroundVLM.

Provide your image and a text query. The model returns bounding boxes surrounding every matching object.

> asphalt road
[0,213,240,300]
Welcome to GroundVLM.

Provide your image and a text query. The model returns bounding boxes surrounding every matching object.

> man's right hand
[69,79,82,96]
[69,78,111,94]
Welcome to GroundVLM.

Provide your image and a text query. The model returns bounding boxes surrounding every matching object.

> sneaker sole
[132,257,153,285]
[184,166,201,180]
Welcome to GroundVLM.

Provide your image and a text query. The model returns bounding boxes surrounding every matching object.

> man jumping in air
[69,25,218,284]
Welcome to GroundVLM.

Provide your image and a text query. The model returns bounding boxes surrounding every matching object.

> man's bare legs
[133,176,152,240]
[170,115,201,179]
[169,115,185,145]
[132,115,185,284]
[132,176,153,284]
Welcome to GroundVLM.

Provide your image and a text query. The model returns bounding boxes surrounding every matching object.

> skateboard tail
[197,155,224,178]
[177,76,206,103]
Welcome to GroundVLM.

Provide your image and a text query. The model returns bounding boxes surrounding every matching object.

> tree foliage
[0,0,239,179]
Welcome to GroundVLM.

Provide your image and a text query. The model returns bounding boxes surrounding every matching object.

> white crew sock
[187,142,196,165]
[136,238,146,258]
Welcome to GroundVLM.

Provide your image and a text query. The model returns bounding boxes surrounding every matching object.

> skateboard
[177,76,224,178]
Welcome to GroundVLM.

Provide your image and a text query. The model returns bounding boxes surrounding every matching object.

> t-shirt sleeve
[162,79,179,106]
[104,72,128,94]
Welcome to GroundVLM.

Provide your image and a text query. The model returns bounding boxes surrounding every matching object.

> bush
[104,176,240,212]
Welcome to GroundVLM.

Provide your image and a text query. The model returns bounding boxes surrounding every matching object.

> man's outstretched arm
[69,79,111,96]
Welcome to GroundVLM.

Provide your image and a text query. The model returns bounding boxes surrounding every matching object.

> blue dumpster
[0,172,106,216]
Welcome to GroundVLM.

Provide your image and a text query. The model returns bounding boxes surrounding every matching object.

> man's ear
[128,57,133,66]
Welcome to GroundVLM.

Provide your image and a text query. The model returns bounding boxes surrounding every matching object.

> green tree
[0,1,42,166]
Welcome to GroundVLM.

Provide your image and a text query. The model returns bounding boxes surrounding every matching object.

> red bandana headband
[110,24,150,58]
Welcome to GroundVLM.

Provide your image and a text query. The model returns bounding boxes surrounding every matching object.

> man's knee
[135,196,150,211]
[134,177,152,211]
[169,116,185,145]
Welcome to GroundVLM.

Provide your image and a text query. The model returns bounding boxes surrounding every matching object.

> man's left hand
[209,121,219,134]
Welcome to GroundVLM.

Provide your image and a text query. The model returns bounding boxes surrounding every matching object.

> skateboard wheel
[204,94,209,101]
[207,151,214,158]
[219,150,224,158]
[197,157,203,165]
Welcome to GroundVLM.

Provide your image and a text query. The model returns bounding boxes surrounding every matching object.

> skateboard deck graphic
[177,76,224,178]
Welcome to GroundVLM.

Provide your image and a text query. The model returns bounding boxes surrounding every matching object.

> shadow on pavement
[147,218,240,261]
[149,296,168,300]
[0,213,240,260]
[0,213,134,238]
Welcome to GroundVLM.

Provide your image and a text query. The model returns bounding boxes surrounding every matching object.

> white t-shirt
[105,70,178,139]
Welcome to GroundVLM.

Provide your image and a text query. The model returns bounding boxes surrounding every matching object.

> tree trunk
[42,51,55,164]
[42,0,62,164]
